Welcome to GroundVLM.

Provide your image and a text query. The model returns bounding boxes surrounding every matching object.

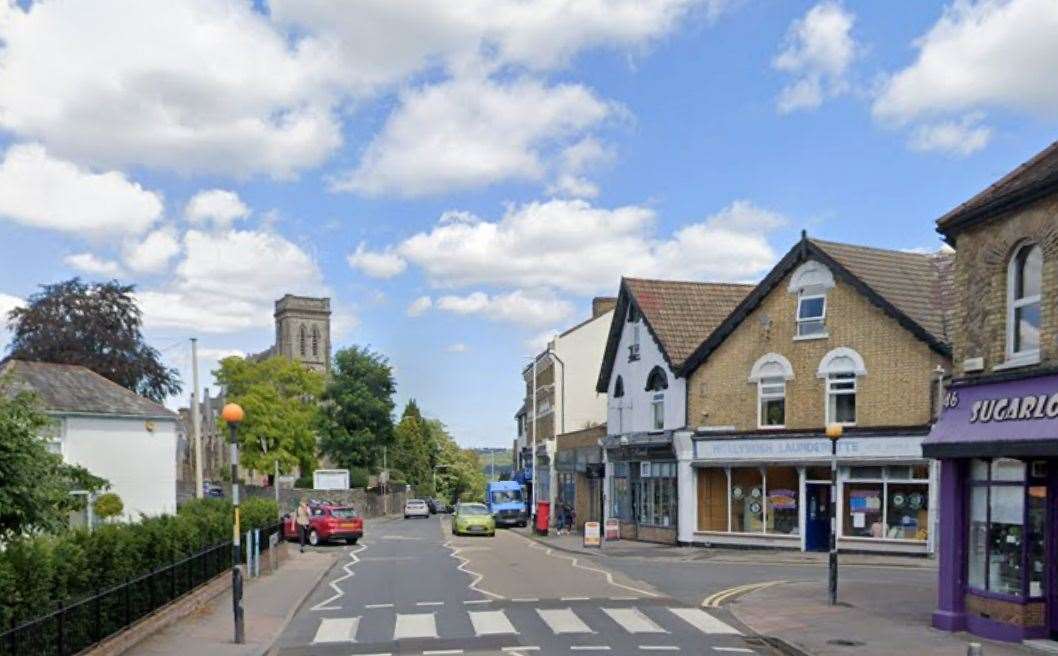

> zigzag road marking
[518,534,660,598]
[441,518,505,600]
[311,543,369,611]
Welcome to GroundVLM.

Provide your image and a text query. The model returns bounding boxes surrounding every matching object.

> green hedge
[0,497,278,629]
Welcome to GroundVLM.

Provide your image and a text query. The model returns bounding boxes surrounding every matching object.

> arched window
[818,348,866,426]
[645,366,668,392]
[749,353,794,428]
[1007,242,1042,361]
[613,375,625,398]
[788,260,835,338]
[311,326,320,357]
[298,324,307,357]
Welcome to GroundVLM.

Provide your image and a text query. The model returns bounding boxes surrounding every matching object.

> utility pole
[191,338,203,499]
[490,450,495,481]
[531,356,538,520]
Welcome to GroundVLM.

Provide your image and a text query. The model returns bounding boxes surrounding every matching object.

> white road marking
[561,596,590,601]
[536,608,593,634]
[393,612,438,640]
[417,601,445,606]
[639,647,680,651]
[502,647,540,652]
[511,598,539,603]
[712,648,755,653]
[365,603,393,609]
[519,536,659,598]
[667,608,741,635]
[570,646,610,651]
[463,599,492,605]
[311,616,359,643]
[603,607,666,633]
[469,610,518,636]
[422,651,463,655]
[311,543,369,612]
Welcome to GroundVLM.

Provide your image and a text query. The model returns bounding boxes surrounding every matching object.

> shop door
[1050,467,1058,640]
[805,483,831,552]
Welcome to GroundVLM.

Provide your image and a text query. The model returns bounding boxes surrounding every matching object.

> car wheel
[308,530,319,546]
[518,521,527,528]
[404,515,409,519]
[346,537,358,545]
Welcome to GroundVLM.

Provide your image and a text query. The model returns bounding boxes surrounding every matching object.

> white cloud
[0,143,162,236]
[549,137,616,199]
[123,226,182,274]
[774,2,857,113]
[331,76,615,197]
[0,0,342,178]
[184,190,250,229]
[0,292,24,332]
[347,243,408,278]
[436,290,574,328]
[388,198,783,296]
[524,329,560,352]
[445,342,469,353]
[63,253,123,277]
[406,296,433,317]
[908,113,992,156]
[874,0,1058,125]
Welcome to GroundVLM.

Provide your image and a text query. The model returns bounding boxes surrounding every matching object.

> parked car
[283,503,363,546]
[451,502,495,536]
[427,498,450,514]
[203,481,224,498]
[403,498,430,519]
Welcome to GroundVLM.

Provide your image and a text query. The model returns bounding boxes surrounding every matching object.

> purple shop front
[924,373,1058,642]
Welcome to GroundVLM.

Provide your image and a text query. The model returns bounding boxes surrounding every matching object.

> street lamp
[825,422,843,606]
[221,402,246,644]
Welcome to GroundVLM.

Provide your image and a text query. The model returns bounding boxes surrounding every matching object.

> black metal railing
[0,522,283,656]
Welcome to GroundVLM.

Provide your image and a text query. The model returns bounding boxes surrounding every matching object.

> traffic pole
[222,403,246,644]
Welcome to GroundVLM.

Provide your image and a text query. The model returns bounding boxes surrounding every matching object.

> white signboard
[583,521,601,547]
[693,436,924,462]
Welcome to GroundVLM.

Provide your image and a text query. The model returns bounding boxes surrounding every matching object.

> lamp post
[221,402,246,644]
[825,422,843,606]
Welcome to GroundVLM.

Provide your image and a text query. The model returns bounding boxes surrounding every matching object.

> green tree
[317,347,396,471]
[92,493,124,521]
[392,400,433,492]
[214,356,325,477]
[427,419,486,504]
[0,388,109,539]
[6,278,181,402]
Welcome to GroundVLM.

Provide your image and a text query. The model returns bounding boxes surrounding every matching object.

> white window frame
[1005,242,1042,365]
[758,377,786,429]
[749,353,794,429]
[651,393,665,431]
[825,372,857,426]
[796,293,827,338]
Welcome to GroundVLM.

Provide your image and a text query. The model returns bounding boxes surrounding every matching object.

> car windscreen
[491,490,522,504]
[330,508,359,519]
[459,505,490,516]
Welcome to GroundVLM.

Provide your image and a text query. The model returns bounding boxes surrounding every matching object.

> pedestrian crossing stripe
[312,616,359,643]
[469,610,518,636]
[394,612,438,639]
[536,608,594,634]
[667,607,740,635]
[602,607,666,633]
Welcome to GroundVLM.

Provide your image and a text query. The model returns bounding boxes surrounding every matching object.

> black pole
[828,437,838,605]
[230,423,245,644]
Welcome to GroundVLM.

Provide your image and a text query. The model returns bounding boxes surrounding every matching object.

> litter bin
[535,501,551,535]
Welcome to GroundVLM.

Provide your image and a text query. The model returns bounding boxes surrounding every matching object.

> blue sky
[1,0,1057,446]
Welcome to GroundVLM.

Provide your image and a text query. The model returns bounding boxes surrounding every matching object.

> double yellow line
[701,580,788,608]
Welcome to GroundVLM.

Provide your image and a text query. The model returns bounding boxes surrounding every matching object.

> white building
[2,360,179,520]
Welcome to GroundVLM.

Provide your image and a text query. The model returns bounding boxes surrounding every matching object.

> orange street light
[221,402,245,424]
[222,401,246,643]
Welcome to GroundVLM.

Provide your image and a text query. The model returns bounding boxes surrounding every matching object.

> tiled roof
[810,239,956,344]
[937,140,1058,236]
[0,360,177,419]
[624,278,754,369]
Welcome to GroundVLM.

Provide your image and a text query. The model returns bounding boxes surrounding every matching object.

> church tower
[273,295,331,373]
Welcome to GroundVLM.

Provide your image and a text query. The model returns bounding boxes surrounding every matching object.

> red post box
[535,500,550,535]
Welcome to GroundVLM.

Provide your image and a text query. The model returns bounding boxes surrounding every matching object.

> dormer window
[645,366,668,392]
[1006,242,1041,364]
[788,260,835,340]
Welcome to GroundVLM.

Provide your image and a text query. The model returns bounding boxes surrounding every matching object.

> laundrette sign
[694,436,924,461]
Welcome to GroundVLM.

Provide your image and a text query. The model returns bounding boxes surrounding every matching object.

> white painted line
[311,544,369,611]
[469,610,518,636]
[464,599,492,605]
[536,608,593,634]
[501,647,540,652]
[602,607,666,634]
[393,612,438,640]
[639,647,680,652]
[422,651,463,655]
[712,648,755,653]
[442,537,505,600]
[511,598,539,603]
[561,596,591,601]
[417,601,445,607]
[667,608,741,635]
[570,646,610,651]
[609,596,637,601]
[519,537,659,598]
[311,616,359,643]
[365,603,393,609]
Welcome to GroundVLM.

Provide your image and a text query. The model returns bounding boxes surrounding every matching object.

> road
[273,515,783,656]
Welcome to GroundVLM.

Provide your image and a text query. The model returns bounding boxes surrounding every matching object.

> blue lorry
[485,480,527,527]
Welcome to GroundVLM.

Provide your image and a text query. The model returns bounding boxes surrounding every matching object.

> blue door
[805,483,831,552]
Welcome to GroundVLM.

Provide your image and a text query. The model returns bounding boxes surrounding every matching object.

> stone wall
[241,486,408,517]
[688,270,949,431]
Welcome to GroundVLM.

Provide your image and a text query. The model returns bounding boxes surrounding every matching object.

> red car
[283,503,363,546]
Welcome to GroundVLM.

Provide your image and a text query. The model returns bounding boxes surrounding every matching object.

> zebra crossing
[311,603,742,646]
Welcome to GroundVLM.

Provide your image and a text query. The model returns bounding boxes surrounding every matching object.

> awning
[923,373,1058,458]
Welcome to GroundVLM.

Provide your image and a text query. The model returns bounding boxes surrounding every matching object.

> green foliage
[317,346,396,471]
[392,400,434,489]
[93,493,124,520]
[0,389,110,539]
[348,466,370,489]
[427,419,486,504]
[5,278,181,401]
[0,498,278,628]
[214,356,326,476]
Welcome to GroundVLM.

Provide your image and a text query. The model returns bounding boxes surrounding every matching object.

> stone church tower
[273,294,331,373]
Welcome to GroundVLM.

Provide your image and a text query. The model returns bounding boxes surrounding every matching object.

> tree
[214,356,325,477]
[6,278,181,402]
[392,400,433,492]
[0,388,109,539]
[317,347,396,472]
[427,419,486,504]
[92,493,124,522]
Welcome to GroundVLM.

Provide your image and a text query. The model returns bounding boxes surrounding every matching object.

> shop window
[1028,486,1047,598]
[634,462,676,527]
[765,467,799,535]
[1006,242,1041,362]
[610,462,632,521]
[697,469,728,531]
[843,466,929,541]
[557,473,576,508]
[730,468,764,533]
[966,457,1039,598]
[806,466,831,481]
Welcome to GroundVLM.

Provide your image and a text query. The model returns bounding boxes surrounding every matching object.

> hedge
[0,497,278,629]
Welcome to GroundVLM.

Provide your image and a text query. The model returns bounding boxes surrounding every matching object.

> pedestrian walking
[296,498,311,553]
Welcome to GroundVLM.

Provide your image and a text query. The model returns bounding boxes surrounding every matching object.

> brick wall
[688,271,950,430]
[965,593,1046,627]
[949,193,1058,377]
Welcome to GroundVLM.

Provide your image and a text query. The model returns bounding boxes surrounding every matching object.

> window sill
[793,333,829,341]
[993,353,1040,371]
[757,425,786,430]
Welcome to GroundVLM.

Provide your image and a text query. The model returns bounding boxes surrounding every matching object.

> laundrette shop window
[843,465,929,541]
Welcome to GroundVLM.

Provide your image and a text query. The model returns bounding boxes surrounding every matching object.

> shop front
[688,428,936,554]
[605,432,678,544]
[926,374,1058,642]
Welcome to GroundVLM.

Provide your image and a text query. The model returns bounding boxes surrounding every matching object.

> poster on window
[849,489,881,512]
[768,489,797,510]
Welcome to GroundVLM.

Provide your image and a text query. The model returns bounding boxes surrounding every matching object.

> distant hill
[472,447,513,480]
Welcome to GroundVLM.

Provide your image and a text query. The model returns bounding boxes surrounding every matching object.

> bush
[0,498,278,629]
[93,493,124,520]
[348,467,370,489]
[295,475,314,489]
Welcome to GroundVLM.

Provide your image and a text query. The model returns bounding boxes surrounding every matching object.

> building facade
[682,237,952,554]
[926,141,1058,642]
[597,278,752,543]
[250,294,332,373]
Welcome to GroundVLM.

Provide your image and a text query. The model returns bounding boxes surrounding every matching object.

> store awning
[923,373,1058,458]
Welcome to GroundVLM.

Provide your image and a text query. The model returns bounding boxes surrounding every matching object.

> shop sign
[604,518,620,540]
[693,435,924,461]
[583,521,601,547]
[926,374,1058,449]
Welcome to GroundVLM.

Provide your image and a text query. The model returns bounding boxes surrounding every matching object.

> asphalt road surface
[273,515,782,656]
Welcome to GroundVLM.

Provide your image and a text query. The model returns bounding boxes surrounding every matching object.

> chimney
[592,297,617,318]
